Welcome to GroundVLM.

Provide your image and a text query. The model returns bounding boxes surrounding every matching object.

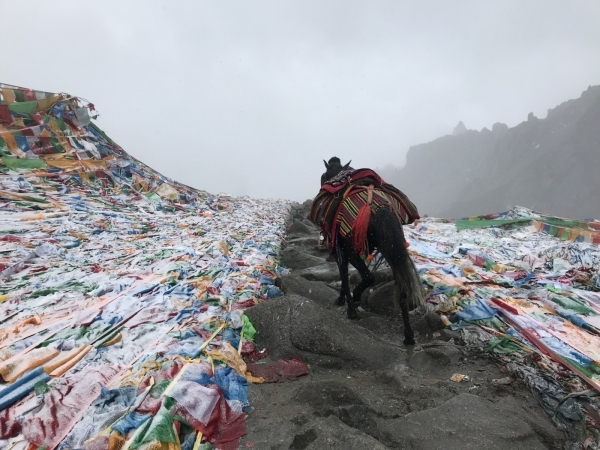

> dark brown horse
[319,157,423,345]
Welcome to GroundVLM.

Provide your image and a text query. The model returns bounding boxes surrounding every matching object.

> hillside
[383,85,600,219]
[0,83,290,449]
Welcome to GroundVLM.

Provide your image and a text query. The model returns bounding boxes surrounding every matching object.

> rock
[439,329,462,342]
[286,236,329,257]
[349,266,394,286]
[355,316,397,335]
[298,416,388,450]
[365,280,425,315]
[412,312,446,335]
[491,377,512,385]
[301,218,317,228]
[280,392,388,450]
[452,121,467,136]
[380,393,549,449]
[287,236,319,247]
[294,381,364,411]
[299,262,345,283]
[406,352,443,372]
[335,404,381,441]
[244,294,296,358]
[422,342,462,365]
[280,275,339,309]
[492,122,508,134]
[289,428,318,450]
[288,220,317,237]
[245,295,403,369]
[424,312,446,331]
[289,298,402,368]
[281,247,326,271]
[364,281,395,315]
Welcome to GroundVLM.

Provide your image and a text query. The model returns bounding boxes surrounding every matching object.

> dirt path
[240,202,566,450]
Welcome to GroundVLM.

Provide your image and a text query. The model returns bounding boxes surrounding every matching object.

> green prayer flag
[148,380,171,398]
[49,137,65,153]
[146,192,162,205]
[486,337,523,354]
[242,314,257,341]
[14,89,25,102]
[456,216,589,232]
[2,156,46,171]
[8,100,37,114]
[55,117,68,132]
[550,295,596,316]
[34,380,50,395]
[130,406,178,449]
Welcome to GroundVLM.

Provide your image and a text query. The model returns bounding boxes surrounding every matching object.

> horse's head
[321,157,352,185]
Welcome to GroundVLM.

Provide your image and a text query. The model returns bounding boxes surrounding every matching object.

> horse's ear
[343,160,352,168]
[323,159,329,169]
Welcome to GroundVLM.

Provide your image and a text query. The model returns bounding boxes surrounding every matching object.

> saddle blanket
[308,168,419,255]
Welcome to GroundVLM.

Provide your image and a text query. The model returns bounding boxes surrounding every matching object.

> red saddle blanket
[308,169,419,256]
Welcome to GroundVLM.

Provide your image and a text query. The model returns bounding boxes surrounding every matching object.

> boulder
[294,416,388,450]
[380,393,549,450]
[422,341,462,365]
[245,295,403,369]
[288,220,317,237]
[281,247,326,271]
[299,262,345,283]
[364,281,395,315]
[280,275,339,309]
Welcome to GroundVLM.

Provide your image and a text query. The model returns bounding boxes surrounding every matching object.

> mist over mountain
[380,85,600,219]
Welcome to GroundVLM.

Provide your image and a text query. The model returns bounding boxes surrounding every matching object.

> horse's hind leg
[400,295,415,345]
[393,273,415,345]
[369,207,419,346]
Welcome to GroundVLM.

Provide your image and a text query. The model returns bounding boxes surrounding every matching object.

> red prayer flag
[0,105,13,125]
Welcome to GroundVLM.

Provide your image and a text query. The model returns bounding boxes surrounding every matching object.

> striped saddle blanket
[308,169,419,255]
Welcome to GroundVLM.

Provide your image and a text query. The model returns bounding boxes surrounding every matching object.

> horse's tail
[370,208,425,311]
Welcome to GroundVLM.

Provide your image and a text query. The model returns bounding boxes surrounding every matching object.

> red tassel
[352,203,371,254]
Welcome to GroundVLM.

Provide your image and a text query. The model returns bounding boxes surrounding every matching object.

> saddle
[308,168,419,256]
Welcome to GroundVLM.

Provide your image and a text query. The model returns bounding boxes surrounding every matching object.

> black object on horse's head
[321,157,352,185]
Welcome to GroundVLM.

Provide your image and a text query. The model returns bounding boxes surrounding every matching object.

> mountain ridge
[382,84,600,219]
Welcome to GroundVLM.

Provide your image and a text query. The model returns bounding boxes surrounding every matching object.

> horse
[312,157,424,345]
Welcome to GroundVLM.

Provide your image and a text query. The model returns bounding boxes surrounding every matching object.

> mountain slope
[0,83,290,449]
[385,85,600,219]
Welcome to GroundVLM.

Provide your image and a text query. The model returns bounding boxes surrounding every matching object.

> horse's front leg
[394,281,415,345]
[335,251,350,306]
[401,299,415,345]
[337,248,358,320]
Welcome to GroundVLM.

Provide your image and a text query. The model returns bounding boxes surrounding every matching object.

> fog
[2,1,599,201]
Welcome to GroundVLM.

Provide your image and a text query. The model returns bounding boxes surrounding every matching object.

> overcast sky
[2,1,599,201]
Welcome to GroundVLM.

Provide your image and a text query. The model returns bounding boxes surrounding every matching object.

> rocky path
[240,201,566,450]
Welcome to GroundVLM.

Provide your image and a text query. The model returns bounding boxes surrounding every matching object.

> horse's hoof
[349,300,361,309]
[335,297,346,306]
[403,336,416,345]
[347,309,359,320]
